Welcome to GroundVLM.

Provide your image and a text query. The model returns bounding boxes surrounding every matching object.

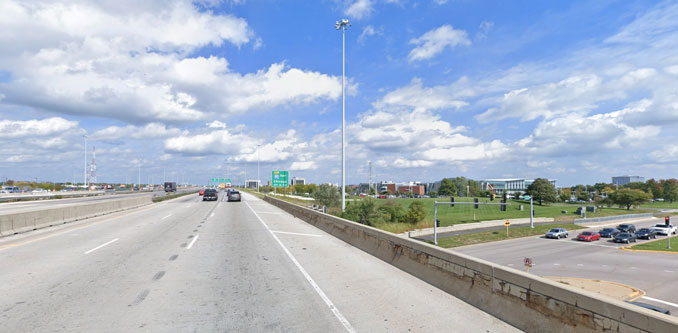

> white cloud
[358,25,382,44]
[374,77,473,112]
[0,117,79,138]
[649,145,678,163]
[290,161,318,170]
[476,21,494,39]
[206,120,227,129]
[408,25,470,62]
[90,123,184,141]
[345,0,373,20]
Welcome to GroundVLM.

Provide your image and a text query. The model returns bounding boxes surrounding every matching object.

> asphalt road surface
[0,191,517,332]
[453,218,678,315]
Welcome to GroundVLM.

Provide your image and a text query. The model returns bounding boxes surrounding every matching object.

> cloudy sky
[1,0,677,187]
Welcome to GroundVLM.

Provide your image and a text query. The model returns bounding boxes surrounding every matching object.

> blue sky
[1,0,677,187]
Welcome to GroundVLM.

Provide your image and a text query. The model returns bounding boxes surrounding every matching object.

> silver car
[545,228,568,239]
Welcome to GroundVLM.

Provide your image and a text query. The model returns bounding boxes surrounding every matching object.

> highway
[0,191,517,332]
[453,218,678,315]
[0,191,168,215]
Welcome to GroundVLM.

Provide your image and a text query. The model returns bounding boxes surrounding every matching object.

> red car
[199,189,205,196]
[576,231,600,242]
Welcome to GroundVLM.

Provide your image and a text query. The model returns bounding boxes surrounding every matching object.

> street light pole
[257,144,261,192]
[336,18,350,212]
[83,134,88,190]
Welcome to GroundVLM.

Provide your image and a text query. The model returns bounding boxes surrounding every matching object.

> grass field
[638,201,678,209]
[628,236,678,252]
[433,223,586,248]
[369,197,652,227]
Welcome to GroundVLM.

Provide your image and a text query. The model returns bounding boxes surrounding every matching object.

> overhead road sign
[272,171,289,188]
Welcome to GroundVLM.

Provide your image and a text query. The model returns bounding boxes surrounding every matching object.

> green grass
[152,190,198,202]
[629,236,678,252]
[433,223,586,248]
[639,201,678,209]
[370,197,651,227]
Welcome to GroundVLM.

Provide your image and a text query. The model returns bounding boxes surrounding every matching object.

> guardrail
[263,195,678,332]
[574,213,655,224]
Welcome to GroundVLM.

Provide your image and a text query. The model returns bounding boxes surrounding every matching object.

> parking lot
[453,217,678,316]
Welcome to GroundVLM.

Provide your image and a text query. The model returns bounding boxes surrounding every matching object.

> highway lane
[453,218,678,315]
[0,191,518,332]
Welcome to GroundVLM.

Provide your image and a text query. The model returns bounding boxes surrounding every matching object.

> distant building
[245,180,260,189]
[397,185,425,196]
[480,179,557,194]
[612,176,644,186]
[291,177,305,186]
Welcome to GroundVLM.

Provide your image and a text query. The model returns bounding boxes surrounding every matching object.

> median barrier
[263,195,678,332]
[0,196,152,237]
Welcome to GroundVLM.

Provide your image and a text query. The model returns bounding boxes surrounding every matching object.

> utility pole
[336,18,350,212]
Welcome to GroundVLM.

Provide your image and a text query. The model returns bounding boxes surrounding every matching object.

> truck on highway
[164,182,177,192]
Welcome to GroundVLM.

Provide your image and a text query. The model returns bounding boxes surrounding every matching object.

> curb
[545,276,646,301]
[620,246,678,254]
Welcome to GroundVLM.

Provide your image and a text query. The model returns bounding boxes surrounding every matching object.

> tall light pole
[83,134,88,190]
[336,18,350,212]
[257,144,261,192]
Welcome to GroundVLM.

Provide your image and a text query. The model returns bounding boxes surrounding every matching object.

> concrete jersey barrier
[0,196,152,237]
[263,195,678,332]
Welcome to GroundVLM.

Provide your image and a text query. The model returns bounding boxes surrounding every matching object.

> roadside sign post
[505,220,511,237]
[271,171,289,197]
[524,195,534,228]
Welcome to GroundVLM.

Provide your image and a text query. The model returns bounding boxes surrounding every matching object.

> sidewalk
[404,217,555,238]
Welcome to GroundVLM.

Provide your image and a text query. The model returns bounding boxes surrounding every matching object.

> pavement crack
[169,254,178,261]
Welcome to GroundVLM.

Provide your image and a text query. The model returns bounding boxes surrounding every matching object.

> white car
[651,224,677,235]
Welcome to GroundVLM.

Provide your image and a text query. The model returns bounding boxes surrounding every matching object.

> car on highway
[545,228,569,239]
[616,224,636,233]
[651,224,677,235]
[613,232,637,244]
[227,190,241,202]
[626,301,671,315]
[635,228,658,240]
[199,189,205,196]
[598,228,620,238]
[202,189,218,201]
[576,231,600,242]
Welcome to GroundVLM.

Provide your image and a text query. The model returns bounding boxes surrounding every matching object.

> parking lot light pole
[83,134,88,190]
[336,18,349,212]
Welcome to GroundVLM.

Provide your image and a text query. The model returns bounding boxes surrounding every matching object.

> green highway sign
[524,195,531,200]
[271,171,289,188]
[210,178,231,183]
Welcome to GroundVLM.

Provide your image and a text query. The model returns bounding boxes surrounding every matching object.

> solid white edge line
[84,238,119,254]
[187,234,199,249]
[245,201,355,333]
[641,296,678,308]
[210,212,215,218]
[272,231,323,237]
[161,214,172,220]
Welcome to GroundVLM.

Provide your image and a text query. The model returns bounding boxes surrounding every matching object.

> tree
[404,201,427,224]
[611,188,651,209]
[559,188,571,202]
[451,177,469,196]
[342,198,384,226]
[525,178,557,205]
[306,183,317,195]
[646,179,663,199]
[311,184,340,207]
[438,178,457,196]
[661,179,678,203]
[467,180,480,197]
[378,201,406,223]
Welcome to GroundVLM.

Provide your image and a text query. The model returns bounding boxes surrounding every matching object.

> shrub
[404,201,427,224]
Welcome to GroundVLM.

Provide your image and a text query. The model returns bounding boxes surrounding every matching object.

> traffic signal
[450,196,455,207]
[436,219,441,227]
[666,216,670,226]
[501,199,506,211]
[474,198,479,209]
[503,192,508,201]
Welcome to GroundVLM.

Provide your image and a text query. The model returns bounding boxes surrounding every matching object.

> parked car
[616,224,637,233]
[202,189,218,201]
[613,232,637,244]
[599,228,620,238]
[227,190,241,202]
[626,301,671,315]
[635,228,658,240]
[651,224,677,236]
[545,228,569,239]
[576,231,600,242]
